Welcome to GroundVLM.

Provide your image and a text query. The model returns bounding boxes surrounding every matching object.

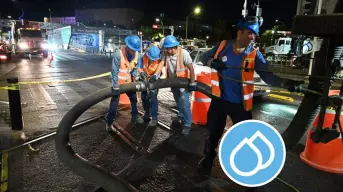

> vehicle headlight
[18,42,28,49]
[49,44,57,50]
[41,43,49,49]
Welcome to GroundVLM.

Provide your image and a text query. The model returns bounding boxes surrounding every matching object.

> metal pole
[186,16,188,39]
[7,77,23,131]
[49,9,52,44]
[161,20,164,36]
[242,0,248,17]
[308,0,323,76]
[296,0,303,15]
[140,32,143,54]
[170,26,174,36]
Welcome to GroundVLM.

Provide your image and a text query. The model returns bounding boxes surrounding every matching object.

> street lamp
[186,6,201,39]
[49,9,52,44]
[156,18,164,36]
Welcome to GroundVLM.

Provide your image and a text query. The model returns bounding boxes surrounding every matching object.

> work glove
[149,74,157,83]
[282,79,305,93]
[111,85,121,96]
[140,72,149,82]
[211,59,226,71]
[188,82,197,92]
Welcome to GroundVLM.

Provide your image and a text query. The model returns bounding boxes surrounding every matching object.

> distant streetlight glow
[156,18,160,22]
[194,7,201,14]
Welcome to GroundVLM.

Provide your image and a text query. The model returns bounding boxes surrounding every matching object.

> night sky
[1,0,298,29]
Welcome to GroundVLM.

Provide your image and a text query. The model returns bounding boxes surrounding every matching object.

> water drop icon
[229,131,275,177]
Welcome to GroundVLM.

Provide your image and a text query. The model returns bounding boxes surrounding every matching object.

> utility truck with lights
[11,20,49,58]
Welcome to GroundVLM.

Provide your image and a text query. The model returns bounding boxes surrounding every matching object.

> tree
[260,24,288,47]
[139,25,162,40]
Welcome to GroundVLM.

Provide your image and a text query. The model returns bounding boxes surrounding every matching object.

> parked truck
[10,19,49,58]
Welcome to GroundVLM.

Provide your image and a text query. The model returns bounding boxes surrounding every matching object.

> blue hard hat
[163,35,180,48]
[125,35,141,52]
[236,16,263,36]
[146,46,160,61]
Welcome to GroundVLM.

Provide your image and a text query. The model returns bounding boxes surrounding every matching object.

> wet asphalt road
[1,50,343,192]
[5,99,343,192]
[0,50,114,140]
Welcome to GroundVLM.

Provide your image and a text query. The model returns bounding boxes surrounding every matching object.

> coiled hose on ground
[55,78,212,192]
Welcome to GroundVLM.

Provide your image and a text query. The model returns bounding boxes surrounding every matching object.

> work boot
[171,117,183,128]
[197,157,214,178]
[143,113,151,121]
[105,124,114,132]
[181,125,191,136]
[132,117,144,124]
[148,120,158,127]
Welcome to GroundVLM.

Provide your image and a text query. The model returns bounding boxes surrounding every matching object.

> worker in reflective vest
[136,45,161,127]
[197,17,305,178]
[105,35,144,131]
[151,35,196,136]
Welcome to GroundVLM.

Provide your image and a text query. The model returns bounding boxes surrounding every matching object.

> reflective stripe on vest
[117,47,138,85]
[164,47,189,78]
[143,55,160,77]
[211,40,257,111]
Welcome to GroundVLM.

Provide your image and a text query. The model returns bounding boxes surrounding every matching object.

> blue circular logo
[218,120,286,187]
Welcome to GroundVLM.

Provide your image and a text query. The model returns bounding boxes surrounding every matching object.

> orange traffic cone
[191,72,212,125]
[119,93,131,106]
[300,90,343,174]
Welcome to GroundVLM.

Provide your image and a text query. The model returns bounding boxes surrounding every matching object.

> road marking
[267,94,294,103]
[54,84,84,104]
[29,84,57,110]
[76,81,109,107]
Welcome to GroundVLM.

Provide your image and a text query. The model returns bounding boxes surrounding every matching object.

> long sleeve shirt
[111,48,142,86]
[200,40,284,103]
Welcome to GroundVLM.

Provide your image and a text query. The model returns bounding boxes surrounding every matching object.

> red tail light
[28,41,34,47]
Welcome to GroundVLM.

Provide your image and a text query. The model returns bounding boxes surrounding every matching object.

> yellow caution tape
[0,72,111,91]
[18,72,111,85]
[1,153,8,192]
[268,94,294,103]
[0,85,18,91]
[270,90,304,96]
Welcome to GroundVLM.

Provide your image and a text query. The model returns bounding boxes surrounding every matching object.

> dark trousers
[204,97,253,160]
[141,90,159,120]
[105,92,139,125]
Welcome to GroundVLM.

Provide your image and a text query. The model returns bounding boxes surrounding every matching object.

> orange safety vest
[163,47,189,79]
[117,47,139,85]
[142,54,160,77]
[211,40,257,111]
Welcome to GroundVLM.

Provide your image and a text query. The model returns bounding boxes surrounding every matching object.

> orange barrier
[191,72,212,125]
[119,93,131,105]
[300,90,343,173]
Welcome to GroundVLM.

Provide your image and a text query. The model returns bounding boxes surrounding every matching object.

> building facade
[75,8,144,29]
[50,17,76,25]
